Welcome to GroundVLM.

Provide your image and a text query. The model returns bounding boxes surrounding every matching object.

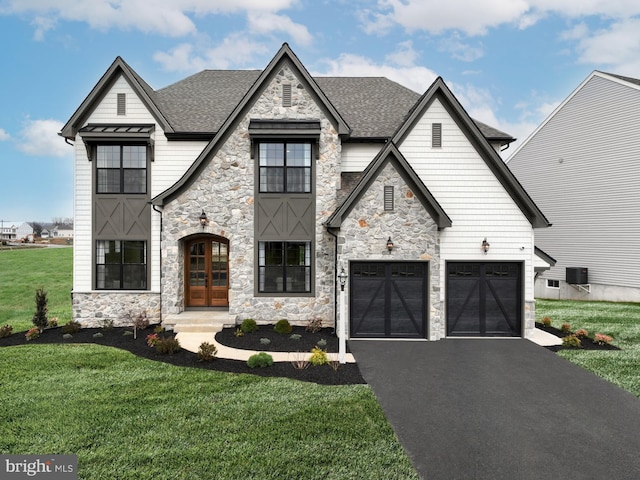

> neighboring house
[0,223,17,240]
[51,224,74,238]
[60,43,549,340]
[508,71,640,303]
[16,222,34,239]
[40,228,50,239]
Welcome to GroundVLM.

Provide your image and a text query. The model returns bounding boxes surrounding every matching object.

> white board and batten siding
[74,75,206,292]
[508,73,640,290]
[398,98,536,301]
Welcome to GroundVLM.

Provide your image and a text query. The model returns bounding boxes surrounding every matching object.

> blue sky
[1,0,639,223]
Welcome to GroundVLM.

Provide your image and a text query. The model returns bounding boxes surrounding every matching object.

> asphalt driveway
[349,339,640,480]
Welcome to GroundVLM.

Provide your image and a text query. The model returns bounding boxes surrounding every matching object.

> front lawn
[0,344,418,479]
[536,299,640,398]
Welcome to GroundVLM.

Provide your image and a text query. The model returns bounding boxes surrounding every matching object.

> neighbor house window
[546,279,560,289]
[96,240,147,289]
[96,145,147,194]
[258,241,311,293]
[259,142,311,193]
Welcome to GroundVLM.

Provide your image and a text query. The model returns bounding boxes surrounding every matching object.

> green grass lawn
[536,299,640,398]
[0,344,418,479]
[0,247,72,331]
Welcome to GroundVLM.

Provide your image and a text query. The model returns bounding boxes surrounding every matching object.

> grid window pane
[96,144,147,194]
[122,146,146,168]
[96,146,120,168]
[260,167,284,192]
[258,241,310,293]
[286,144,311,167]
[258,142,311,193]
[97,169,120,193]
[123,169,146,193]
[259,144,284,166]
[286,168,310,192]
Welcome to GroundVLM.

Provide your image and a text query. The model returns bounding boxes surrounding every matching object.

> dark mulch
[0,326,365,385]
[536,322,621,352]
[215,325,342,353]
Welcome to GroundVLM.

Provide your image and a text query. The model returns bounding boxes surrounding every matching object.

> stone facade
[72,292,160,327]
[160,63,340,326]
[337,162,443,339]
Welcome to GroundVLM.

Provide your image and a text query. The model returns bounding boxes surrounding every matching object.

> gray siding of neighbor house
[508,74,640,297]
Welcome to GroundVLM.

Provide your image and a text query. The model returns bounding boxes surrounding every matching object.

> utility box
[566,267,588,284]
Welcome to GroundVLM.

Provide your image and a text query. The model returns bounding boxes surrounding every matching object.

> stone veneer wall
[160,64,340,326]
[337,162,443,340]
[72,292,160,327]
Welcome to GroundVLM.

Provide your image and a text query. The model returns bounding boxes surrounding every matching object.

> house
[50,224,74,238]
[60,43,549,339]
[0,223,17,240]
[16,222,34,241]
[507,71,640,302]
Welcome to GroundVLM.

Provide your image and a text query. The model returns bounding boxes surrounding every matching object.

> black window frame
[258,141,312,193]
[258,241,311,294]
[96,144,148,194]
[95,240,147,290]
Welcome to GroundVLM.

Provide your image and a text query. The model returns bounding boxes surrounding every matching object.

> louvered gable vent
[282,84,292,107]
[117,93,126,115]
[432,122,442,148]
[384,186,394,211]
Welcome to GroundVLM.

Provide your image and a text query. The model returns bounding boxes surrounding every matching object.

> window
[96,145,147,194]
[258,241,311,293]
[96,240,147,289]
[384,186,394,211]
[546,279,560,289]
[432,123,442,148]
[259,142,311,193]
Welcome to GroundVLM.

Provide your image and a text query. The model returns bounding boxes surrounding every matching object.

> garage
[446,262,522,337]
[350,262,427,338]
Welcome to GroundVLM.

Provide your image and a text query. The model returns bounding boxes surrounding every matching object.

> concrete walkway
[349,338,640,480]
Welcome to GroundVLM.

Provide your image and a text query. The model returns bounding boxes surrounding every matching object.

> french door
[185,237,229,307]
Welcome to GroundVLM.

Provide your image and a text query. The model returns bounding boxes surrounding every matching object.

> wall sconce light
[481,237,490,255]
[199,210,208,228]
[386,237,394,253]
[338,267,348,292]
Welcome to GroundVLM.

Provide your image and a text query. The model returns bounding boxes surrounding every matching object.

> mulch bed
[536,322,620,352]
[0,326,365,385]
[215,325,342,353]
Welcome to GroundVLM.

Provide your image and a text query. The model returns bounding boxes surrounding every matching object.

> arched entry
[185,236,229,307]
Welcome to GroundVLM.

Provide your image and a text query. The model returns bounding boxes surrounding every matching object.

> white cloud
[0,128,9,141]
[384,40,419,67]
[247,12,312,46]
[438,33,484,62]
[17,119,69,158]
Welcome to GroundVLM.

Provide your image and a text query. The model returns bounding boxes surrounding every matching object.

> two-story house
[60,43,549,340]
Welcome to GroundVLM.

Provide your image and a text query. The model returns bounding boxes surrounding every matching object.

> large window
[96,145,147,194]
[258,241,311,293]
[259,142,311,193]
[96,240,147,289]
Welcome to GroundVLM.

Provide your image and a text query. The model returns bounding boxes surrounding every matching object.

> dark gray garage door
[447,262,522,337]
[350,262,427,338]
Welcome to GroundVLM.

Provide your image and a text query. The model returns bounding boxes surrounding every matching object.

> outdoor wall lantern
[481,237,490,255]
[199,210,209,228]
[386,237,394,253]
[338,267,348,292]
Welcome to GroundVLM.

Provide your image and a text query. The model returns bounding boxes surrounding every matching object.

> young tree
[32,288,48,332]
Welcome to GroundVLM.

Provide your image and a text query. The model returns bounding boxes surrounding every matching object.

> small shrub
[574,329,589,338]
[47,317,59,328]
[291,352,309,370]
[316,338,327,348]
[123,330,133,336]
[155,336,181,354]
[61,320,82,334]
[25,327,40,341]
[562,335,582,348]
[290,333,302,341]
[560,323,572,333]
[92,332,103,338]
[541,317,552,327]
[309,347,329,366]
[593,333,613,345]
[62,333,73,340]
[234,328,244,337]
[260,337,271,345]
[274,319,292,334]
[0,324,13,338]
[247,352,274,368]
[241,318,258,333]
[146,333,159,347]
[128,310,149,339]
[330,360,340,371]
[306,316,322,333]
[101,318,114,330]
[32,288,49,333]
[153,325,165,334]
[197,342,217,362]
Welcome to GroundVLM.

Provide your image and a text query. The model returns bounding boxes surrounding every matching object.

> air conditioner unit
[566,267,588,284]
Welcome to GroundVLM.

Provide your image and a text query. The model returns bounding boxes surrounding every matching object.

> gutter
[326,226,339,335]
[151,204,163,325]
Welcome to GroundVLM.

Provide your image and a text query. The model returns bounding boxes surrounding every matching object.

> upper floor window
[259,142,311,193]
[96,145,147,194]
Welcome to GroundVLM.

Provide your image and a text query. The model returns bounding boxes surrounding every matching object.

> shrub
[594,333,613,345]
[309,347,329,366]
[101,318,114,329]
[560,323,572,333]
[541,317,552,327]
[32,288,49,332]
[25,327,40,341]
[274,319,292,334]
[290,333,302,341]
[197,342,217,362]
[47,317,59,328]
[92,332,103,338]
[260,337,271,345]
[234,328,244,337]
[240,318,258,333]
[291,352,309,370]
[574,329,589,338]
[155,336,181,354]
[0,324,13,338]
[316,338,327,348]
[247,352,274,368]
[306,316,322,333]
[61,321,82,334]
[128,310,149,339]
[562,335,582,348]
[146,333,159,347]
[153,325,165,334]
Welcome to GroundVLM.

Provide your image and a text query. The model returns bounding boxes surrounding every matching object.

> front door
[185,236,229,307]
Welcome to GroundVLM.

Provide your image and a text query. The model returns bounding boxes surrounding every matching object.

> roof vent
[282,84,292,107]
[117,93,126,116]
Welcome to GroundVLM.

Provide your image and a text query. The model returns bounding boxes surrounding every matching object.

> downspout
[151,204,163,325]
[326,226,339,335]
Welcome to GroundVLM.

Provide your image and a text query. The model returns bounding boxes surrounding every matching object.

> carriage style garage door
[350,262,427,338]
[446,262,522,337]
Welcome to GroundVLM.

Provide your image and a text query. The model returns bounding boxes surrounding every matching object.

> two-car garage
[350,261,522,339]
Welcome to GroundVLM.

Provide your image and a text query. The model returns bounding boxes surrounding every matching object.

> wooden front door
[185,237,229,307]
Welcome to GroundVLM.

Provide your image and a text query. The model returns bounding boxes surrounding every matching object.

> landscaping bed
[215,325,341,352]
[0,326,365,385]
[536,322,620,352]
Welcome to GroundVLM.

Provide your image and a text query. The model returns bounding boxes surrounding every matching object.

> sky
[1,0,640,224]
